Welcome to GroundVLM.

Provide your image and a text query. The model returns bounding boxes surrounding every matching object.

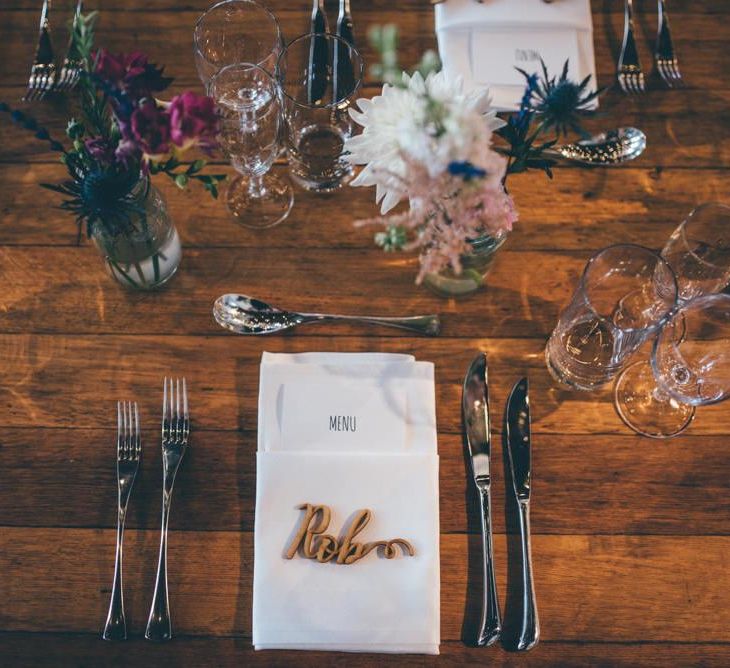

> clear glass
[277,32,364,192]
[423,232,508,298]
[661,202,730,303]
[614,293,730,438]
[91,180,181,290]
[193,0,283,93]
[211,62,293,229]
[545,244,678,391]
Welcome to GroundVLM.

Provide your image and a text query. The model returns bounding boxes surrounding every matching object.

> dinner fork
[24,0,56,101]
[146,378,189,642]
[103,402,141,641]
[56,0,84,92]
[617,0,645,94]
[655,0,683,88]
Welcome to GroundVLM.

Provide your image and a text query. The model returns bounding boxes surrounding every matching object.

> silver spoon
[213,294,441,336]
[544,127,646,166]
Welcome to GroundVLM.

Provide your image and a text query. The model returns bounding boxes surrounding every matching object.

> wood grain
[2,527,729,643]
[1,0,729,664]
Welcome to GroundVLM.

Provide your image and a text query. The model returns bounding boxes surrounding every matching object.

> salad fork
[655,0,683,88]
[24,0,56,101]
[146,378,189,642]
[617,0,645,94]
[56,0,84,92]
[103,401,141,641]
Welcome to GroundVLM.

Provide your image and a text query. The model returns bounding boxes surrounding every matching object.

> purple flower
[95,49,172,100]
[84,137,116,164]
[168,92,219,152]
[130,102,171,159]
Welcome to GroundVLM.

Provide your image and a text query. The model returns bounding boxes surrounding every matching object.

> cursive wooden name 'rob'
[285,503,415,565]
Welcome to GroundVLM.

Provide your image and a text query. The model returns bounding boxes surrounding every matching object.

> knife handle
[514,501,539,651]
[476,486,502,646]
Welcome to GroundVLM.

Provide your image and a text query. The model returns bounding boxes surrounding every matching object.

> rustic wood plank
[1,527,729,642]
[2,633,730,668]
[2,428,729,535]
[0,334,727,435]
[0,163,728,250]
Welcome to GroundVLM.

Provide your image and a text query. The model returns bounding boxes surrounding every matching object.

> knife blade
[333,0,356,105]
[504,377,539,651]
[462,352,502,646]
[307,0,330,106]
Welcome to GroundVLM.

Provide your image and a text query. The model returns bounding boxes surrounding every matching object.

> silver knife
[462,353,501,646]
[504,378,539,651]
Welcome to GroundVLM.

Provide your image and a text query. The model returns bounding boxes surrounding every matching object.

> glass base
[226,173,294,229]
[614,361,696,438]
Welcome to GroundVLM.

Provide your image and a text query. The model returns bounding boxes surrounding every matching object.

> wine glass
[545,244,678,391]
[194,0,283,93]
[277,33,364,192]
[614,293,730,438]
[661,202,730,303]
[210,63,293,229]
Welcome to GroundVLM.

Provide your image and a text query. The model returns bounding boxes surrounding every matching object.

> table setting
[1,0,730,666]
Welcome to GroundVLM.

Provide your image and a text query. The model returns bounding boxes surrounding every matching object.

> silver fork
[24,0,56,101]
[56,0,84,92]
[146,378,189,642]
[103,402,141,641]
[655,0,683,88]
[617,0,645,94]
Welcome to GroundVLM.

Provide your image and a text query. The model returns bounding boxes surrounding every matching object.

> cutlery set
[462,353,539,651]
[618,0,683,93]
[25,0,85,101]
[102,378,189,642]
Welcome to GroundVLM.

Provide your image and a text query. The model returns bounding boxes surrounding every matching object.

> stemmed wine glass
[661,202,730,303]
[210,63,293,228]
[194,0,283,92]
[614,294,730,438]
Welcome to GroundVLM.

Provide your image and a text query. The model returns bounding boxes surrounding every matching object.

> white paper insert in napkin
[281,378,407,453]
[435,0,597,111]
[253,352,440,654]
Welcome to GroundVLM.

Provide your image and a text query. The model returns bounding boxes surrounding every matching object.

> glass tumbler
[614,293,730,438]
[277,32,364,192]
[661,202,730,303]
[210,63,293,229]
[545,244,678,391]
[194,0,283,92]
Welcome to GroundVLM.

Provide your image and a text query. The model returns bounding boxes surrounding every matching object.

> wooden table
[1,1,729,665]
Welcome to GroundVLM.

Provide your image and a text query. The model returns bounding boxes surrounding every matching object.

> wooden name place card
[285,503,415,565]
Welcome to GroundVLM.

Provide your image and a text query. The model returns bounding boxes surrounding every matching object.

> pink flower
[95,49,172,99]
[130,102,171,160]
[168,92,218,152]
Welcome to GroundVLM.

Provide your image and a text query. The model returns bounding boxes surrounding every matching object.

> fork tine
[162,376,169,440]
[127,401,134,459]
[117,401,123,458]
[133,402,141,459]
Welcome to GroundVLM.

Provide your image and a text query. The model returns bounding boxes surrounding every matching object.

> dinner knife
[333,0,356,104]
[504,377,539,651]
[307,0,329,106]
[462,352,501,646]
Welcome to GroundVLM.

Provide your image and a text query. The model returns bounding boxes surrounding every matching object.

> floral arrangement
[346,25,601,286]
[1,12,224,240]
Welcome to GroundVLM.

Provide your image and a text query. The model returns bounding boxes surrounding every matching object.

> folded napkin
[435,0,597,111]
[253,352,440,654]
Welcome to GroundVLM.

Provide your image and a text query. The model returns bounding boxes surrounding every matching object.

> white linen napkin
[435,0,597,111]
[252,352,440,654]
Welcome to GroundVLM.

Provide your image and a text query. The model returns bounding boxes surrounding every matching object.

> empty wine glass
[545,244,678,391]
[210,63,293,228]
[194,0,283,93]
[277,33,364,192]
[614,293,730,438]
[661,202,730,303]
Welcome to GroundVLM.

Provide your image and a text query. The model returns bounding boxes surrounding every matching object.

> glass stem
[247,172,267,198]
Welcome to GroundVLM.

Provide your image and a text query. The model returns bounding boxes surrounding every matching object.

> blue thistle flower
[448,160,486,181]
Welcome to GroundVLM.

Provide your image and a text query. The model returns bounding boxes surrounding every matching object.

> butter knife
[307,0,329,105]
[333,0,355,104]
[504,378,539,651]
[462,353,501,646]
